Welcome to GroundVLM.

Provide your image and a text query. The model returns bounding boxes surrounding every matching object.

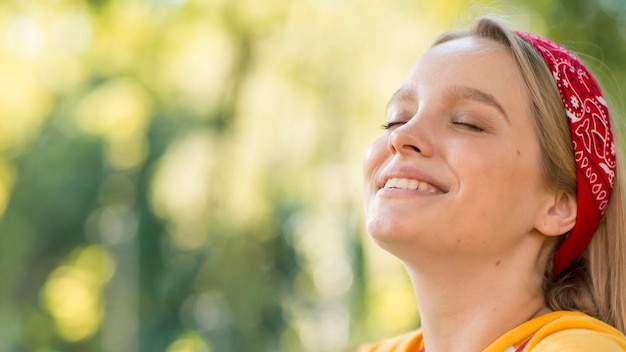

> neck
[405,258,549,352]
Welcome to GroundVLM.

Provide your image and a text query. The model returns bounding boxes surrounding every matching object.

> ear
[534,192,577,237]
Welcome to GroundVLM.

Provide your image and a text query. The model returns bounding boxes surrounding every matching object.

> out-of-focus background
[0,0,624,351]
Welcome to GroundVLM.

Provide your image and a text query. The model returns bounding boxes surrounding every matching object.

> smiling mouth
[384,178,443,193]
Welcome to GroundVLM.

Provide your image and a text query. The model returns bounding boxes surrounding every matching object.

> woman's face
[363,37,555,261]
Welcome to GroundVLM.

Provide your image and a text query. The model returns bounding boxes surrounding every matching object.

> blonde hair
[434,17,626,333]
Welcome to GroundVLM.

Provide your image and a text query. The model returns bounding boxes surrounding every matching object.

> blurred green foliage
[0,1,623,351]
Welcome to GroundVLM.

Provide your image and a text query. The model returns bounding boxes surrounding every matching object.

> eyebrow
[387,87,417,111]
[445,85,509,122]
[387,85,509,122]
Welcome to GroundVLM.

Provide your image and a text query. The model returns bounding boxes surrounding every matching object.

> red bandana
[515,32,616,276]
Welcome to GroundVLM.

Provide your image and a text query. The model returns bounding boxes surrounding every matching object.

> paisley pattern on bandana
[515,31,616,276]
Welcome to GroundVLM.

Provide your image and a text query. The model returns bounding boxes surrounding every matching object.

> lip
[377,166,448,194]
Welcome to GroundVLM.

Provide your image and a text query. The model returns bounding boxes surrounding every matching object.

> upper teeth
[384,178,440,193]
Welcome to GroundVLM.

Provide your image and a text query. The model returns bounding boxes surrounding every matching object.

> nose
[388,118,435,157]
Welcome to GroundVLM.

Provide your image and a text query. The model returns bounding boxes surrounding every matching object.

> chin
[366,215,418,247]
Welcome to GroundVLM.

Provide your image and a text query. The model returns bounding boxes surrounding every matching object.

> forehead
[391,36,527,115]
[404,37,523,93]
[409,37,518,84]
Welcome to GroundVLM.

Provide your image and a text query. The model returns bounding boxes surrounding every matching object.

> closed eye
[452,121,484,132]
[382,121,406,130]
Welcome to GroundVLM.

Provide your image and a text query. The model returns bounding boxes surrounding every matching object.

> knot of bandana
[515,31,616,276]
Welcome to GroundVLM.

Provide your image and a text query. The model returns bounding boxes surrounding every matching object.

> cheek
[448,141,536,205]
[363,136,389,179]
[363,136,389,207]
[454,140,539,184]
[455,145,545,219]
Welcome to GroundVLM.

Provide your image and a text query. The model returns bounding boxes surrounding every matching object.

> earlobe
[535,192,577,237]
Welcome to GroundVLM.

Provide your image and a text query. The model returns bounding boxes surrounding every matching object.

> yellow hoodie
[359,311,626,351]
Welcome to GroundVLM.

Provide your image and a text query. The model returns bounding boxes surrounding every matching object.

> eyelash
[381,121,405,130]
[382,119,485,132]
[452,120,484,132]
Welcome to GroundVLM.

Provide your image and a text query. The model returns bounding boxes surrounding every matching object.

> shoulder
[531,328,625,351]
[356,330,423,352]
[528,312,626,351]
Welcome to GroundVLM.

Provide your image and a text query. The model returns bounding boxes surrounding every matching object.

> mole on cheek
[516,150,521,156]
[495,260,501,266]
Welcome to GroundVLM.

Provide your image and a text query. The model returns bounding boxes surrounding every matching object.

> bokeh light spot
[42,266,102,341]
[166,332,212,352]
[149,131,215,224]
[4,16,44,59]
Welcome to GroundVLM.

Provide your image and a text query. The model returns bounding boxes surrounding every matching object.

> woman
[360,17,626,351]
